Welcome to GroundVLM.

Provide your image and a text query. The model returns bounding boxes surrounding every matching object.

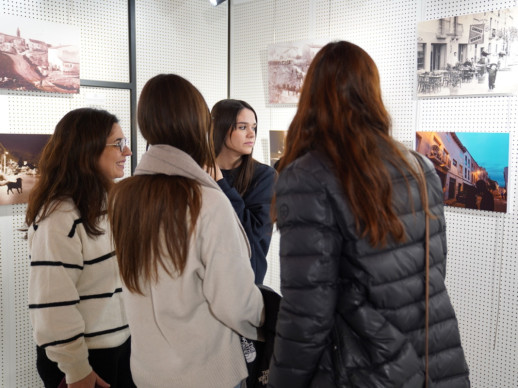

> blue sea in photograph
[455,132,509,187]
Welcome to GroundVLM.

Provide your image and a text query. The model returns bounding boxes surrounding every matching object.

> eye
[237,125,247,131]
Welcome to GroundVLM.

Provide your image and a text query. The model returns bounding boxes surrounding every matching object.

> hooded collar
[134,144,220,191]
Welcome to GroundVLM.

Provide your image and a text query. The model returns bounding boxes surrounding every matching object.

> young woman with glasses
[211,99,276,284]
[107,74,264,388]
[26,108,134,388]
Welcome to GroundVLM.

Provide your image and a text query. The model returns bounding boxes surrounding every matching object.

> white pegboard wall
[72,0,129,82]
[329,0,419,145]
[491,212,518,385]
[0,0,129,83]
[0,1,132,386]
[11,204,37,388]
[417,95,517,133]
[73,87,133,179]
[135,0,228,163]
[444,210,504,386]
[0,214,5,388]
[231,0,421,165]
[231,1,518,387]
[231,0,279,166]
[7,87,132,178]
[422,0,518,20]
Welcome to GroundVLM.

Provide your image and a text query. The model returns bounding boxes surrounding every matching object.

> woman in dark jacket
[211,99,276,284]
[268,41,469,388]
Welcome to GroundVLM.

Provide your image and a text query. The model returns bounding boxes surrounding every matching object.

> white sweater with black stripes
[28,199,130,384]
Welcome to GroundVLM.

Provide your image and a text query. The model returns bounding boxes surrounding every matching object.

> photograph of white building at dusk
[416,131,508,212]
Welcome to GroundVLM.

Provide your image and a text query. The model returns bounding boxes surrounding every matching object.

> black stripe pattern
[29,299,79,309]
[29,288,122,309]
[80,288,123,301]
[41,325,130,349]
[30,251,115,270]
[67,218,83,238]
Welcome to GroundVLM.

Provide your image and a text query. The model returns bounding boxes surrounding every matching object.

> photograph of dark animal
[6,177,22,194]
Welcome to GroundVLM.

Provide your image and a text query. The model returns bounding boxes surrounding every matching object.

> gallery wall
[1,0,517,387]
[230,1,518,387]
[0,1,228,386]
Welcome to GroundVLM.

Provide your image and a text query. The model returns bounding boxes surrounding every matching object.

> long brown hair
[25,108,117,236]
[276,41,425,247]
[211,99,257,195]
[108,74,214,294]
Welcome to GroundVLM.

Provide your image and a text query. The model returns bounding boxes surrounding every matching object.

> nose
[123,145,132,156]
[247,127,255,137]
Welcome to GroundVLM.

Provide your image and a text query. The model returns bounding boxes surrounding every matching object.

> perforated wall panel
[0,0,228,385]
[2,0,518,386]
[231,1,518,387]
[135,0,229,161]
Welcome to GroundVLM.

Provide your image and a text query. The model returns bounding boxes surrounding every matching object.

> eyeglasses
[106,138,127,153]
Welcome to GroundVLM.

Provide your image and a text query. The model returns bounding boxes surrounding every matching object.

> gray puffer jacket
[268,148,469,388]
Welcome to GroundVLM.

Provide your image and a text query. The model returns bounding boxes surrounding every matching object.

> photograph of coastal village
[0,15,79,93]
[0,133,50,206]
[417,7,518,97]
[416,131,508,213]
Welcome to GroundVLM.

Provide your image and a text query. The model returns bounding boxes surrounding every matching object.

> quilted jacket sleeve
[268,158,341,388]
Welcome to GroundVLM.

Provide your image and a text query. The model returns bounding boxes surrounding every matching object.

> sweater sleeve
[28,205,92,384]
[199,189,265,340]
[268,163,341,388]
[217,163,276,284]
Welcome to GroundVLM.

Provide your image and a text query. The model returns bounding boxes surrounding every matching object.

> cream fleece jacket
[122,145,265,388]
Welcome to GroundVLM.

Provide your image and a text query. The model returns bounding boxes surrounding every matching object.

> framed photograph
[0,133,50,206]
[268,40,326,104]
[417,7,518,97]
[416,131,509,213]
[269,130,287,168]
[0,14,80,94]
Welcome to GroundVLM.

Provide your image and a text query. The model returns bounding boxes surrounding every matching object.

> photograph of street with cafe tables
[417,7,518,97]
[416,131,509,213]
[0,133,50,206]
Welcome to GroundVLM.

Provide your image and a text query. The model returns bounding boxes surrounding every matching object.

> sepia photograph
[268,40,326,104]
[0,133,50,205]
[0,14,80,94]
[269,130,287,168]
[417,7,518,97]
[416,131,509,213]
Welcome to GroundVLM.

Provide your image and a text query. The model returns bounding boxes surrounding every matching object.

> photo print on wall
[0,14,80,94]
[0,133,51,206]
[416,131,509,213]
[417,6,518,97]
[268,40,326,104]
[269,130,287,168]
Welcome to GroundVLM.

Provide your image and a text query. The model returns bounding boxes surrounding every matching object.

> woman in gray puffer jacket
[268,41,470,388]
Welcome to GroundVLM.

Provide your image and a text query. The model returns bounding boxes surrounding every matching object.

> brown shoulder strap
[413,153,430,388]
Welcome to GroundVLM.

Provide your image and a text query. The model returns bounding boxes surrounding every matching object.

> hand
[68,371,110,388]
[205,164,223,181]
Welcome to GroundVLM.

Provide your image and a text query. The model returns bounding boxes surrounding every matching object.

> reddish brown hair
[276,41,424,247]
